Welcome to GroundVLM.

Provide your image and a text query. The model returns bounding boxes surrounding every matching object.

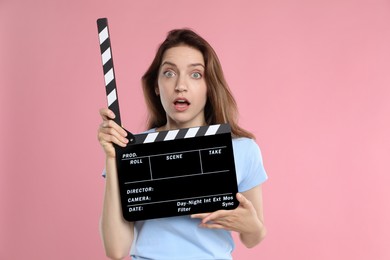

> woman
[98,29,267,259]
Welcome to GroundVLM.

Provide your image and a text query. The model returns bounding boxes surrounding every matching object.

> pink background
[1,0,390,259]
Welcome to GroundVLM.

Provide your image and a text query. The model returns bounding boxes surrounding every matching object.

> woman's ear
[155,87,160,96]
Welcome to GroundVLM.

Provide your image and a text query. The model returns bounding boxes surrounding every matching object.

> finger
[191,213,211,219]
[236,193,251,208]
[99,107,116,121]
[98,131,128,147]
[199,222,225,230]
[99,126,128,145]
[198,210,229,224]
[101,120,128,138]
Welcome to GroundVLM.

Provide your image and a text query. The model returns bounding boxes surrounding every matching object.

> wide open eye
[191,72,202,79]
[163,70,176,78]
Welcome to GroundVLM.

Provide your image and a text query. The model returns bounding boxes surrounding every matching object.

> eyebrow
[161,61,205,69]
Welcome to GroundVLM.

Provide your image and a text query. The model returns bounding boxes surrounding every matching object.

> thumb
[236,193,250,208]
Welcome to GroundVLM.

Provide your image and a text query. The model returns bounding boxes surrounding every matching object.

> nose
[175,76,187,92]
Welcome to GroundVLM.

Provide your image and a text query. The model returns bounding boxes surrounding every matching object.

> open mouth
[174,98,190,111]
[174,99,190,106]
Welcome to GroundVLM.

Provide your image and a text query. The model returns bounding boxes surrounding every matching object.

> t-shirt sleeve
[233,138,268,192]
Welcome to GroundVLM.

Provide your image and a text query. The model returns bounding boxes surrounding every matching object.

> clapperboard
[97,18,239,221]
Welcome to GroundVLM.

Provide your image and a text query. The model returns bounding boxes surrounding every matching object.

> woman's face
[157,45,207,130]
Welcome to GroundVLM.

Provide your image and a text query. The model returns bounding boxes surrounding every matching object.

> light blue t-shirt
[129,136,268,260]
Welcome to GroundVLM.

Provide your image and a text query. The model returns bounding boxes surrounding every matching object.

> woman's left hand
[191,193,262,234]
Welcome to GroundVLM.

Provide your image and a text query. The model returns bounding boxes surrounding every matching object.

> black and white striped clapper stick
[133,124,232,144]
[97,18,134,143]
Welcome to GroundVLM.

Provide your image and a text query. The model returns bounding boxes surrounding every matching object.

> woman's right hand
[97,108,129,158]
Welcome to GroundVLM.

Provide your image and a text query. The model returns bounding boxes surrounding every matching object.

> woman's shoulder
[232,137,260,151]
[141,128,157,134]
[232,137,264,162]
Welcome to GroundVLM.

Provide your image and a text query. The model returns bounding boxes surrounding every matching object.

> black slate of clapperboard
[97,18,238,221]
[115,124,239,221]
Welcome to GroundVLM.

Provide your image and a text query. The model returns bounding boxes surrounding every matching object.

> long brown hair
[142,28,254,139]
